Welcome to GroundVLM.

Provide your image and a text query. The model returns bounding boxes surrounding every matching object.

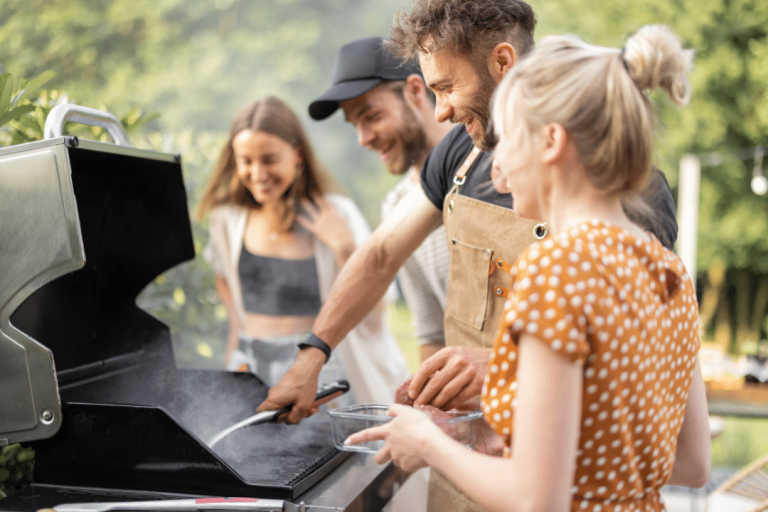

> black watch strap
[298,331,331,364]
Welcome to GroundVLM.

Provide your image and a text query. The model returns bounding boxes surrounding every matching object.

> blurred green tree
[529,0,768,352]
[0,0,406,224]
[0,69,56,140]
[2,0,768,354]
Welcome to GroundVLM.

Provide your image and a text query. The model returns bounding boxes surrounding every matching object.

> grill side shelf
[32,403,266,497]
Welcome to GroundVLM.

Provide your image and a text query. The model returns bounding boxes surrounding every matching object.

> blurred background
[1,0,768,502]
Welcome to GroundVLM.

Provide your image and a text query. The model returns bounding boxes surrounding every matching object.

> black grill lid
[11,142,195,372]
[0,134,194,446]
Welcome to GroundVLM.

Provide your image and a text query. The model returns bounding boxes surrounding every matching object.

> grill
[0,105,405,512]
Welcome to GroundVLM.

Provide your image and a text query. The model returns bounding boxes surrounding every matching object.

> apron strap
[493,286,511,299]
[452,146,482,190]
[491,258,515,275]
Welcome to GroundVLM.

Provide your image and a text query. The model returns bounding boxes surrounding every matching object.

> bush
[0,445,34,499]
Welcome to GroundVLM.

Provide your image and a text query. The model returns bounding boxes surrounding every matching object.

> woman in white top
[197,96,408,404]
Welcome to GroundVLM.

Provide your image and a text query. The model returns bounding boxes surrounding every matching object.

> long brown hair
[196,96,334,228]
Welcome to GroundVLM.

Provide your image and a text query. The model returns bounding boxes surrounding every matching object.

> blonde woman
[197,96,408,405]
[349,26,711,511]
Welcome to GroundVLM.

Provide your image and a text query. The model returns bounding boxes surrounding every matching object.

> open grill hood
[0,120,348,501]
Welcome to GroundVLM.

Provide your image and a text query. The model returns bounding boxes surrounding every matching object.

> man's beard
[386,103,428,175]
[452,64,498,152]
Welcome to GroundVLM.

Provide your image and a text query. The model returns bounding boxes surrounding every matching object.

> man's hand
[256,347,325,424]
[407,346,491,410]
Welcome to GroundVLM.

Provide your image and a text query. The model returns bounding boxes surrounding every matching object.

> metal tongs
[207,379,350,447]
[41,497,338,512]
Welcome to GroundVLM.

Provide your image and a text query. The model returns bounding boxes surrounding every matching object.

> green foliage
[0,444,34,499]
[0,0,407,226]
[136,130,231,369]
[711,417,768,469]
[529,0,768,343]
[0,67,159,146]
[0,69,56,141]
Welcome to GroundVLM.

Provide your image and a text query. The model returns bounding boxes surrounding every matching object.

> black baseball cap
[309,36,422,120]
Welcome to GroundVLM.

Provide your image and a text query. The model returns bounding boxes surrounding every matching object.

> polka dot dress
[482,220,700,512]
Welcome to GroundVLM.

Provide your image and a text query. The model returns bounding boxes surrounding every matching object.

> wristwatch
[298,331,331,364]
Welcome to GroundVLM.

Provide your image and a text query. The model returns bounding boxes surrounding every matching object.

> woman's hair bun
[623,25,693,106]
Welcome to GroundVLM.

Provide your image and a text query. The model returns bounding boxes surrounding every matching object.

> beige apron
[428,147,546,512]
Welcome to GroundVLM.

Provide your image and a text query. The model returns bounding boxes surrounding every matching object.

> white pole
[677,154,701,291]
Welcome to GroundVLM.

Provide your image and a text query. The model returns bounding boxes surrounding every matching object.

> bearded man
[309,36,453,364]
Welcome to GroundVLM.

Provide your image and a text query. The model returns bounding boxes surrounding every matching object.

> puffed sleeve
[500,237,593,364]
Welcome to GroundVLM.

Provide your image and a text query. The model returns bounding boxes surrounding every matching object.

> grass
[711,416,768,470]
[388,301,421,375]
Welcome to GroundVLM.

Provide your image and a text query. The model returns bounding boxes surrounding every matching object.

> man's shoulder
[383,173,418,208]
[430,124,474,163]
[420,125,477,209]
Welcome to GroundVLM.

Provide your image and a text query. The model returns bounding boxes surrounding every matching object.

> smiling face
[339,85,428,175]
[232,129,303,206]
[419,46,498,151]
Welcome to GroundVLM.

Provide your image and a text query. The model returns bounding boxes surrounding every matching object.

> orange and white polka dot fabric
[482,220,700,512]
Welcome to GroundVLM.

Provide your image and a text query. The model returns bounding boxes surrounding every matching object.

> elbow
[363,232,402,279]
[686,436,713,489]
[512,493,570,512]
[670,453,712,489]
[516,501,569,512]
[689,458,712,489]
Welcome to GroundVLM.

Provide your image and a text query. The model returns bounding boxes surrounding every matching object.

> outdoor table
[706,383,768,418]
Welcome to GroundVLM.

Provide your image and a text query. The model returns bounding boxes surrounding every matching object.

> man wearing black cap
[310,36,453,364]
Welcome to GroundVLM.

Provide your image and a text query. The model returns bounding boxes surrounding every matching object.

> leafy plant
[0,444,34,499]
[0,64,159,147]
[0,69,56,139]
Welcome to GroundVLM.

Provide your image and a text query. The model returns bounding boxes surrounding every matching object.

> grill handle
[207,379,350,447]
[44,104,131,146]
[42,497,336,511]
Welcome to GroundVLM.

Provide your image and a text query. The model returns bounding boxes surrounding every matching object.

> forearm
[426,337,580,512]
[313,189,442,348]
[313,231,407,348]
[259,189,443,422]
[420,342,444,362]
[224,329,239,361]
[667,358,711,487]
[425,436,560,512]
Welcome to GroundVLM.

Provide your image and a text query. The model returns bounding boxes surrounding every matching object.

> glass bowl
[328,404,483,454]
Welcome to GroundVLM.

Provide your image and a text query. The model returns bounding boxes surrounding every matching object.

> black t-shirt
[421,125,513,210]
[420,125,679,250]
